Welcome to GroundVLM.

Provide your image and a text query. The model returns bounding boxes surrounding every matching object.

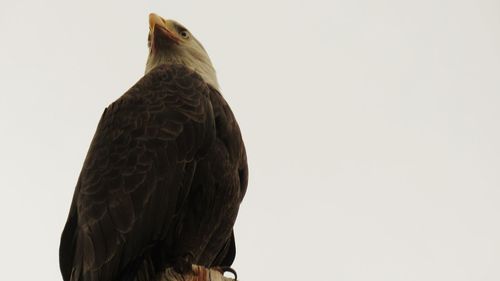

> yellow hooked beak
[149,13,180,46]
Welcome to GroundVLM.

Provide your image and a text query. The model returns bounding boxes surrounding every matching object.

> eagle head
[146,13,219,89]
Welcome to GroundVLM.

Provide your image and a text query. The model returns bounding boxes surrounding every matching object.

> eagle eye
[180,30,190,39]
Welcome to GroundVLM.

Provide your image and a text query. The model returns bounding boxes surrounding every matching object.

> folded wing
[59,65,216,281]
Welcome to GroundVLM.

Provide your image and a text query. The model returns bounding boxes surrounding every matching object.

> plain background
[1,0,499,280]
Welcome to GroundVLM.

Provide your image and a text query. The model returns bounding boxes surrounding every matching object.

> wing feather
[59,64,215,281]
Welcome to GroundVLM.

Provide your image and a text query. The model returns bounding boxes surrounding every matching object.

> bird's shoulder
[110,64,211,115]
[61,64,219,281]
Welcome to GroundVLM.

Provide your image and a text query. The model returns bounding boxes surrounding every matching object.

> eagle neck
[146,55,220,90]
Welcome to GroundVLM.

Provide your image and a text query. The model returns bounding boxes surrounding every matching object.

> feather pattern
[59,64,247,281]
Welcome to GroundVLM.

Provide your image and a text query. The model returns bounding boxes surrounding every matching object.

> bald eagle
[59,13,248,281]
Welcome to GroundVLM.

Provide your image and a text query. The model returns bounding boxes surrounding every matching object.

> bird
[59,13,248,281]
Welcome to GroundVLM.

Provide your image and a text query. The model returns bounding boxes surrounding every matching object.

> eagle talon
[219,266,238,280]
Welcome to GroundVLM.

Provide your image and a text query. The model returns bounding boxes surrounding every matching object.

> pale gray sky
[1,1,500,280]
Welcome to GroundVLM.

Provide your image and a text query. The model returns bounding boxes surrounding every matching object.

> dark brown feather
[59,64,247,281]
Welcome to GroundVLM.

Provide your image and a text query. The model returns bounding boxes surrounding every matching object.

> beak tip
[149,13,158,20]
[149,13,161,29]
[148,13,180,46]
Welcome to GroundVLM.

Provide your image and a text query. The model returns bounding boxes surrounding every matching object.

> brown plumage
[59,62,247,280]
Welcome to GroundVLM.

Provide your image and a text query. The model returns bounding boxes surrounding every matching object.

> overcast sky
[1,0,500,280]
